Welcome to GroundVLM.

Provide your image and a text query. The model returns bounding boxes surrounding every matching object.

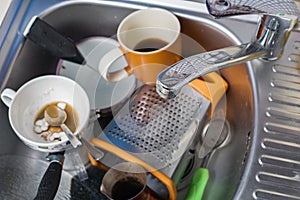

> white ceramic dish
[56,36,136,115]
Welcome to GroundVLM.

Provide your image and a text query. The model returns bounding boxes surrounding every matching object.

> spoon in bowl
[44,105,104,160]
[44,105,82,148]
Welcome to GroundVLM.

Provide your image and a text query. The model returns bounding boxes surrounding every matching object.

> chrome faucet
[156,13,298,99]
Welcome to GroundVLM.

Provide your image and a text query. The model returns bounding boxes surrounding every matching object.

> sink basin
[0,1,253,199]
[2,0,298,200]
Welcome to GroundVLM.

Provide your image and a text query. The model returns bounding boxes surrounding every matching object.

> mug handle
[1,88,16,108]
[98,47,132,82]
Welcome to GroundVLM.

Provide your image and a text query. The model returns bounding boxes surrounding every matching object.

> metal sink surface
[0,0,299,199]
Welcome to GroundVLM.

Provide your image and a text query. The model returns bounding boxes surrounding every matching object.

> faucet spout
[156,43,265,99]
[156,13,298,99]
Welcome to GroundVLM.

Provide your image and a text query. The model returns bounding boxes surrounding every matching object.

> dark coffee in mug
[134,38,168,52]
[111,177,144,200]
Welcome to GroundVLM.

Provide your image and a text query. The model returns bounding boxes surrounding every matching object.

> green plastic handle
[185,168,209,200]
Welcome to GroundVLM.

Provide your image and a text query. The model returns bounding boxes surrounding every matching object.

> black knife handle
[34,161,63,200]
[25,17,85,64]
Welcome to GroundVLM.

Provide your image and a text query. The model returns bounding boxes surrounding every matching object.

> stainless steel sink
[0,0,299,200]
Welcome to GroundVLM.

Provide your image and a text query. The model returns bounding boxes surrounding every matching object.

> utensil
[101,84,210,170]
[33,152,64,200]
[184,168,209,200]
[81,137,104,162]
[184,118,231,200]
[44,104,105,160]
[197,118,230,159]
[99,69,227,168]
[44,104,82,148]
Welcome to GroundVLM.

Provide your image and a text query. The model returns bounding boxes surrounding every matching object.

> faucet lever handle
[206,0,300,18]
[156,45,258,99]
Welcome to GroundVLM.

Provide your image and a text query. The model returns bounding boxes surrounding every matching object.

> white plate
[57,36,136,114]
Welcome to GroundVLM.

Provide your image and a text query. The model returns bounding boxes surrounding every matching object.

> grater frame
[98,84,211,177]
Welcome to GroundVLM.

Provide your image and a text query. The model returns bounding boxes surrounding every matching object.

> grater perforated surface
[99,84,210,170]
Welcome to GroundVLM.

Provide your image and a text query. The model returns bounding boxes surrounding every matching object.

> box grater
[98,84,211,177]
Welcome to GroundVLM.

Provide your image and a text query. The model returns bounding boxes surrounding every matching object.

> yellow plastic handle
[89,138,177,200]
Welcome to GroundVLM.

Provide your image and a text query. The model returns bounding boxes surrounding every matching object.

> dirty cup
[0,75,90,152]
[100,162,151,200]
[98,8,181,84]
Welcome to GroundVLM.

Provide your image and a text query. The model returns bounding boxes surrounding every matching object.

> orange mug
[98,8,181,84]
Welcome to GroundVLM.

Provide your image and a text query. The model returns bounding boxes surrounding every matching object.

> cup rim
[101,162,147,199]
[117,7,181,55]
[8,75,90,148]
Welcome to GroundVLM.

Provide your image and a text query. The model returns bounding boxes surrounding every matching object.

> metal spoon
[44,105,82,148]
[44,105,104,160]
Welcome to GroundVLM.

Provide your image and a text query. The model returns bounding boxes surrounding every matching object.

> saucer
[56,36,136,115]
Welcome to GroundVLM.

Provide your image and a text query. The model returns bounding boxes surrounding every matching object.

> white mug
[1,75,90,152]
